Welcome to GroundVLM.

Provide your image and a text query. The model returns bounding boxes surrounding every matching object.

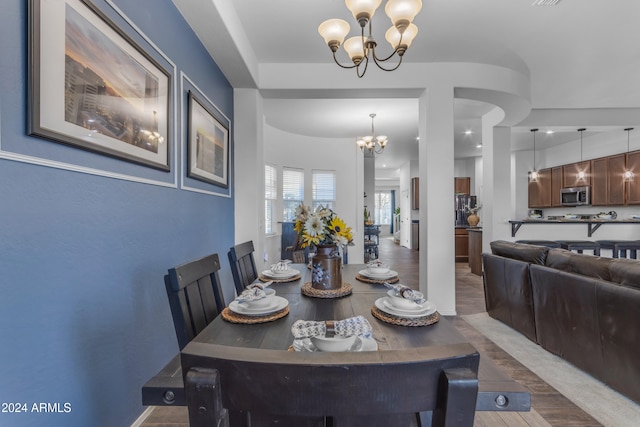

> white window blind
[312,170,335,210]
[264,164,277,234]
[283,167,304,221]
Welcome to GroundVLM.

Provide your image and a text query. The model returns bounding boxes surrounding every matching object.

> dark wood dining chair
[181,342,480,427]
[165,253,226,350]
[228,240,259,295]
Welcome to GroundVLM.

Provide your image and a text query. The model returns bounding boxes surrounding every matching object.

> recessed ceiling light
[382,164,386,168]
[546,130,554,135]
[465,130,472,135]
[476,144,482,148]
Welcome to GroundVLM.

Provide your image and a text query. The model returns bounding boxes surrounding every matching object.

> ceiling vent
[532,0,562,5]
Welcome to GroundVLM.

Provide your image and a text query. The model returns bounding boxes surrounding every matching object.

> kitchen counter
[508,218,640,237]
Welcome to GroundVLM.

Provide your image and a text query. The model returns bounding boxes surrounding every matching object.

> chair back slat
[165,253,225,350]
[228,241,258,295]
[182,342,480,426]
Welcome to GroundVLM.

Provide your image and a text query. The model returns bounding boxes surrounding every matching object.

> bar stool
[556,240,601,256]
[596,240,640,259]
[516,240,562,248]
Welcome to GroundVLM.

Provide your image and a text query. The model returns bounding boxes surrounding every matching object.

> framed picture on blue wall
[187,91,229,188]
[28,0,171,171]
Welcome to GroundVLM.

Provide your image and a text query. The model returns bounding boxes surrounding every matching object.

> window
[283,167,304,221]
[374,191,392,225]
[264,164,277,234]
[312,170,335,210]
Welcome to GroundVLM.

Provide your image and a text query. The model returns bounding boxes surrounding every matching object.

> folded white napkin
[271,260,291,271]
[235,286,267,303]
[383,283,426,304]
[367,259,386,267]
[291,315,372,339]
[247,280,273,290]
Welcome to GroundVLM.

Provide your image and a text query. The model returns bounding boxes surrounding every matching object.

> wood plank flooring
[139,237,601,427]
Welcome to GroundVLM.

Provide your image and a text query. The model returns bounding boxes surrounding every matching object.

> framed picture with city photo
[28,0,171,171]
[187,91,229,188]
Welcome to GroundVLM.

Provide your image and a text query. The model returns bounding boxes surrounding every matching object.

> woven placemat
[258,272,301,283]
[355,273,399,284]
[301,282,353,298]
[371,306,440,327]
[221,306,289,324]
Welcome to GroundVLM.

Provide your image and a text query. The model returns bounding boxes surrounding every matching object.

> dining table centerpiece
[294,204,353,290]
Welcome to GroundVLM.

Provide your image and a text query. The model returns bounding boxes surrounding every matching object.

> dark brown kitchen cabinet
[592,154,626,206]
[563,161,591,187]
[528,168,551,208]
[591,157,608,206]
[455,228,469,263]
[551,166,563,207]
[454,177,470,195]
[626,152,640,204]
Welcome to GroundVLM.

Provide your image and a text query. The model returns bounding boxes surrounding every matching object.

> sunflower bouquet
[294,204,353,249]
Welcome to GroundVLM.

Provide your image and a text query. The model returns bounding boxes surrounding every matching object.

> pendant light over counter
[624,127,635,181]
[577,128,587,181]
[528,128,539,182]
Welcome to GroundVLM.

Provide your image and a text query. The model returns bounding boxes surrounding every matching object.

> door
[400,190,411,249]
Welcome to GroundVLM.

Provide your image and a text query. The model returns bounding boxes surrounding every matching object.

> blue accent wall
[0,1,234,425]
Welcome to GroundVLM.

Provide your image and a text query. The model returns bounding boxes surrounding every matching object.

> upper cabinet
[551,166,563,207]
[529,151,640,208]
[626,152,640,205]
[563,161,591,188]
[592,154,626,206]
[528,168,551,208]
[454,177,471,195]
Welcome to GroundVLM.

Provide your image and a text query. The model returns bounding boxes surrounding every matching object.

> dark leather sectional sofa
[483,240,640,404]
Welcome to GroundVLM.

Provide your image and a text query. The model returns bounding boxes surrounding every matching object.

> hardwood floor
[140,236,601,427]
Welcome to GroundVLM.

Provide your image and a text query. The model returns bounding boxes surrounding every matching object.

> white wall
[263,124,363,267]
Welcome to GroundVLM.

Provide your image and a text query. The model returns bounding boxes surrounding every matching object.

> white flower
[304,214,324,237]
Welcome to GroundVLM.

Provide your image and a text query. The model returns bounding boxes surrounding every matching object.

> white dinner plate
[292,336,378,352]
[358,269,398,280]
[262,269,298,279]
[375,297,437,319]
[383,297,431,314]
[229,296,288,316]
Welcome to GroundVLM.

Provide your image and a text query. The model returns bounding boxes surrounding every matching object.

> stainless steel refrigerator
[455,194,477,227]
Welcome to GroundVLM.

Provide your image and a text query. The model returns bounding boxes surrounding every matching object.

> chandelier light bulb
[385,0,423,32]
[385,23,418,53]
[318,19,351,50]
[345,0,382,26]
[343,36,366,65]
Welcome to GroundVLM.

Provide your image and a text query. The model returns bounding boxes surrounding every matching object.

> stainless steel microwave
[561,186,590,206]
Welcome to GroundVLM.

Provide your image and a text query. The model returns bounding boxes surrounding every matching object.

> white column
[234,89,265,259]
[481,109,512,253]
[418,85,456,315]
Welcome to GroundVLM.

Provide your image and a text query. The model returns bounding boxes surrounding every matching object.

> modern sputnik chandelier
[318,0,423,78]
[356,113,388,154]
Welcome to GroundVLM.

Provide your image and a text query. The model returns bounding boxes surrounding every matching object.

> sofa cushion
[609,258,640,290]
[490,240,549,265]
[545,248,612,282]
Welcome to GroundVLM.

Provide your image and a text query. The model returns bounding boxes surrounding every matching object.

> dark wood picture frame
[187,91,229,188]
[28,0,171,171]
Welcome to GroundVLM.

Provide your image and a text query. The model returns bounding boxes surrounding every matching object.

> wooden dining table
[142,263,530,413]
